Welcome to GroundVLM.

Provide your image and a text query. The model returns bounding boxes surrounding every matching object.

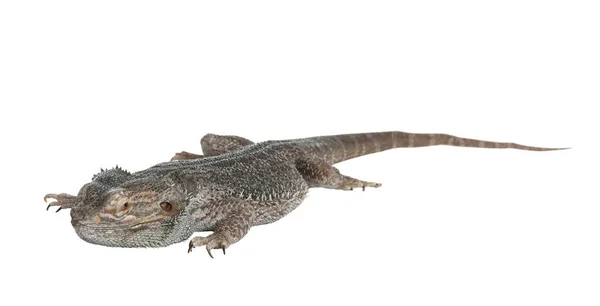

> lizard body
[45,131,565,257]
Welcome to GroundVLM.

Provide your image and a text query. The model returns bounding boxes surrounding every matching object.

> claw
[56,207,62,213]
[189,234,229,258]
[362,186,366,191]
[46,204,52,211]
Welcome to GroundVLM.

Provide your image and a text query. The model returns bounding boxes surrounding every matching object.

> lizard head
[69,168,193,247]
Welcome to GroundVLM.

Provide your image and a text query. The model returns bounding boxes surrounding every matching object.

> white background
[1,1,598,305]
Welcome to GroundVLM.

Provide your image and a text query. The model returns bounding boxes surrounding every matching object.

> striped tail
[302,131,567,164]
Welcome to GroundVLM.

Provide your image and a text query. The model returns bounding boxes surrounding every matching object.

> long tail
[301,131,567,164]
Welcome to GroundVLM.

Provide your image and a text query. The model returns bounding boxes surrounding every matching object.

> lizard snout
[70,206,92,226]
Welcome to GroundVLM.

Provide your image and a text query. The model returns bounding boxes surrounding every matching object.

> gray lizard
[44,132,565,257]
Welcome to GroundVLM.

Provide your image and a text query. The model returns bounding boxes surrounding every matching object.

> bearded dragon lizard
[44,132,565,258]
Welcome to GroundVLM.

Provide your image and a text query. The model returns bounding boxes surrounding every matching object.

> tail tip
[542,147,570,151]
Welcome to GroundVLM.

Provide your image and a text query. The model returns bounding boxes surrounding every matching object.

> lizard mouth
[71,216,167,230]
[71,214,190,248]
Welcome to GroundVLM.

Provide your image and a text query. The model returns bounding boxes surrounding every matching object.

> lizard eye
[121,202,130,211]
[160,202,173,212]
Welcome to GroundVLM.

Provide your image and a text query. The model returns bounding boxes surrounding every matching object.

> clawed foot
[341,180,382,191]
[171,151,204,161]
[188,233,230,258]
[44,193,79,212]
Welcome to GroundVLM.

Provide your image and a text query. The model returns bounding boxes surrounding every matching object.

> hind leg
[295,157,381,191]
[171,134,254,161]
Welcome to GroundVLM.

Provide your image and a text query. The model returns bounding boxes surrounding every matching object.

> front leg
[171,133,254,161]
[171,151,204,161]
[188,208,254,258]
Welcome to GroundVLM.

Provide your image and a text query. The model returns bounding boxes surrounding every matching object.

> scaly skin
[44,131,566,257]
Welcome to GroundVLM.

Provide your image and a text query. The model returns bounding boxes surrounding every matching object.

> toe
[44,193,79,212]
[44,194,58,203]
